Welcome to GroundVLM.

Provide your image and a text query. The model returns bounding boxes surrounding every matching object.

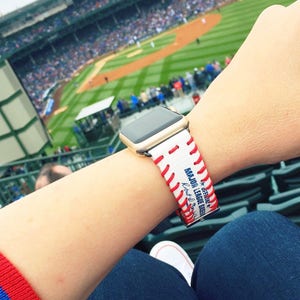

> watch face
[121,106,183,143]
[119,106,188,154]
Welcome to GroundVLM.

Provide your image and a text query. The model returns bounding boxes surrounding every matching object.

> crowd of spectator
[116,58,227,117]
[3,0,233,114]
[0,0,112,55]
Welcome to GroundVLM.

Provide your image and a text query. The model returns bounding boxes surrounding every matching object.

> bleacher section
[0,1,69,38]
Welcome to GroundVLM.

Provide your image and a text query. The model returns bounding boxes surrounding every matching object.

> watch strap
[148,129,218,226]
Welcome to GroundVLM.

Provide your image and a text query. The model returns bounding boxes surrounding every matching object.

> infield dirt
[77,13,221,93]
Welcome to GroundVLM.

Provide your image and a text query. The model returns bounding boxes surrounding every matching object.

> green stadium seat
[135,207,248,262]
[214,173,273,209]
[269,187,300,204]
[256,197,300,226]
[221,163,280,182]
[169,200,250,227]
[211,200,250,218]
[284,157,300,165]
[272,162,300,192]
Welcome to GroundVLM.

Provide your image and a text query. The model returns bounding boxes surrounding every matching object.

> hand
[188,1,300,181]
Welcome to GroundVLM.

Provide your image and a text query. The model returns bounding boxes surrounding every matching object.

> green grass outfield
[46,0,294,152]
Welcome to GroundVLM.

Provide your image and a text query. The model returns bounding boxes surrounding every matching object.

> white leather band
[148,129,218,226]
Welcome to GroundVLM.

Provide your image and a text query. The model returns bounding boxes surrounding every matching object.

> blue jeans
[88,211,300,299]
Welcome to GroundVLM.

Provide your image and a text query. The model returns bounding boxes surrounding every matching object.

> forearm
[0,97,244,299]
[0,151,172,299]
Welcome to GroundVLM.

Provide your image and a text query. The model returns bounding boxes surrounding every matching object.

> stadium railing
[0,136,124,207]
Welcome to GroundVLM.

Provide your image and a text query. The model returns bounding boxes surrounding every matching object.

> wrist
[119,106,219,225]
[187,86,254,183]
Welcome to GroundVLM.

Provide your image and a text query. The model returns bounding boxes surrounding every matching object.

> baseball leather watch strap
[119,106,219,226]
[148,129,218,226]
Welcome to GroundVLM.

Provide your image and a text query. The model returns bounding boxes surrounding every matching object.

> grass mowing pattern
[47,0,294,151]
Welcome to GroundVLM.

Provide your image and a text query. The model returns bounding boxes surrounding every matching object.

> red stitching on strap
[178,197,188,208]
[168,145,179,154]
[182,206,193,215]
[197,165,206,174]
[184,211,194,218]
[207,189,215,198]
[153,155,164,164]
[202,172,209,182]
[175,190,184,201]
[166,172,175,185]
[210,194,217,202]
[184,214,194,222]
[189,144,198,155]
[161,164,170,176]
[181,204,190,213]
[206,180,213,190]
[187,136,193,145]
[170,182,180,192]
[193,154,202,165]
[209,198,218,210]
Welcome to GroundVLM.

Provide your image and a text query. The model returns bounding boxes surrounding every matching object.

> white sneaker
[149,240,194,285]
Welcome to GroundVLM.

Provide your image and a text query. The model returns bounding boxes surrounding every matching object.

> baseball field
[46,0,294,151]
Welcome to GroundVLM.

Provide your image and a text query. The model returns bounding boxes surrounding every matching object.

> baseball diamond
[4,0,294,151]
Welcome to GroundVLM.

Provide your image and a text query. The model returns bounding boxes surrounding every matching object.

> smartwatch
[119,106,218,226]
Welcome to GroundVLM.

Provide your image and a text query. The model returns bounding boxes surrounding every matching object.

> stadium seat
[214,172,273,209]
[272,161,300,192]
[268,187,300,204]
[221,163,280,182]
[284,156,300,165]
[211,200,250,218]
[256,197,300,226]
[135,208,248,262]
[169,200,250,227]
